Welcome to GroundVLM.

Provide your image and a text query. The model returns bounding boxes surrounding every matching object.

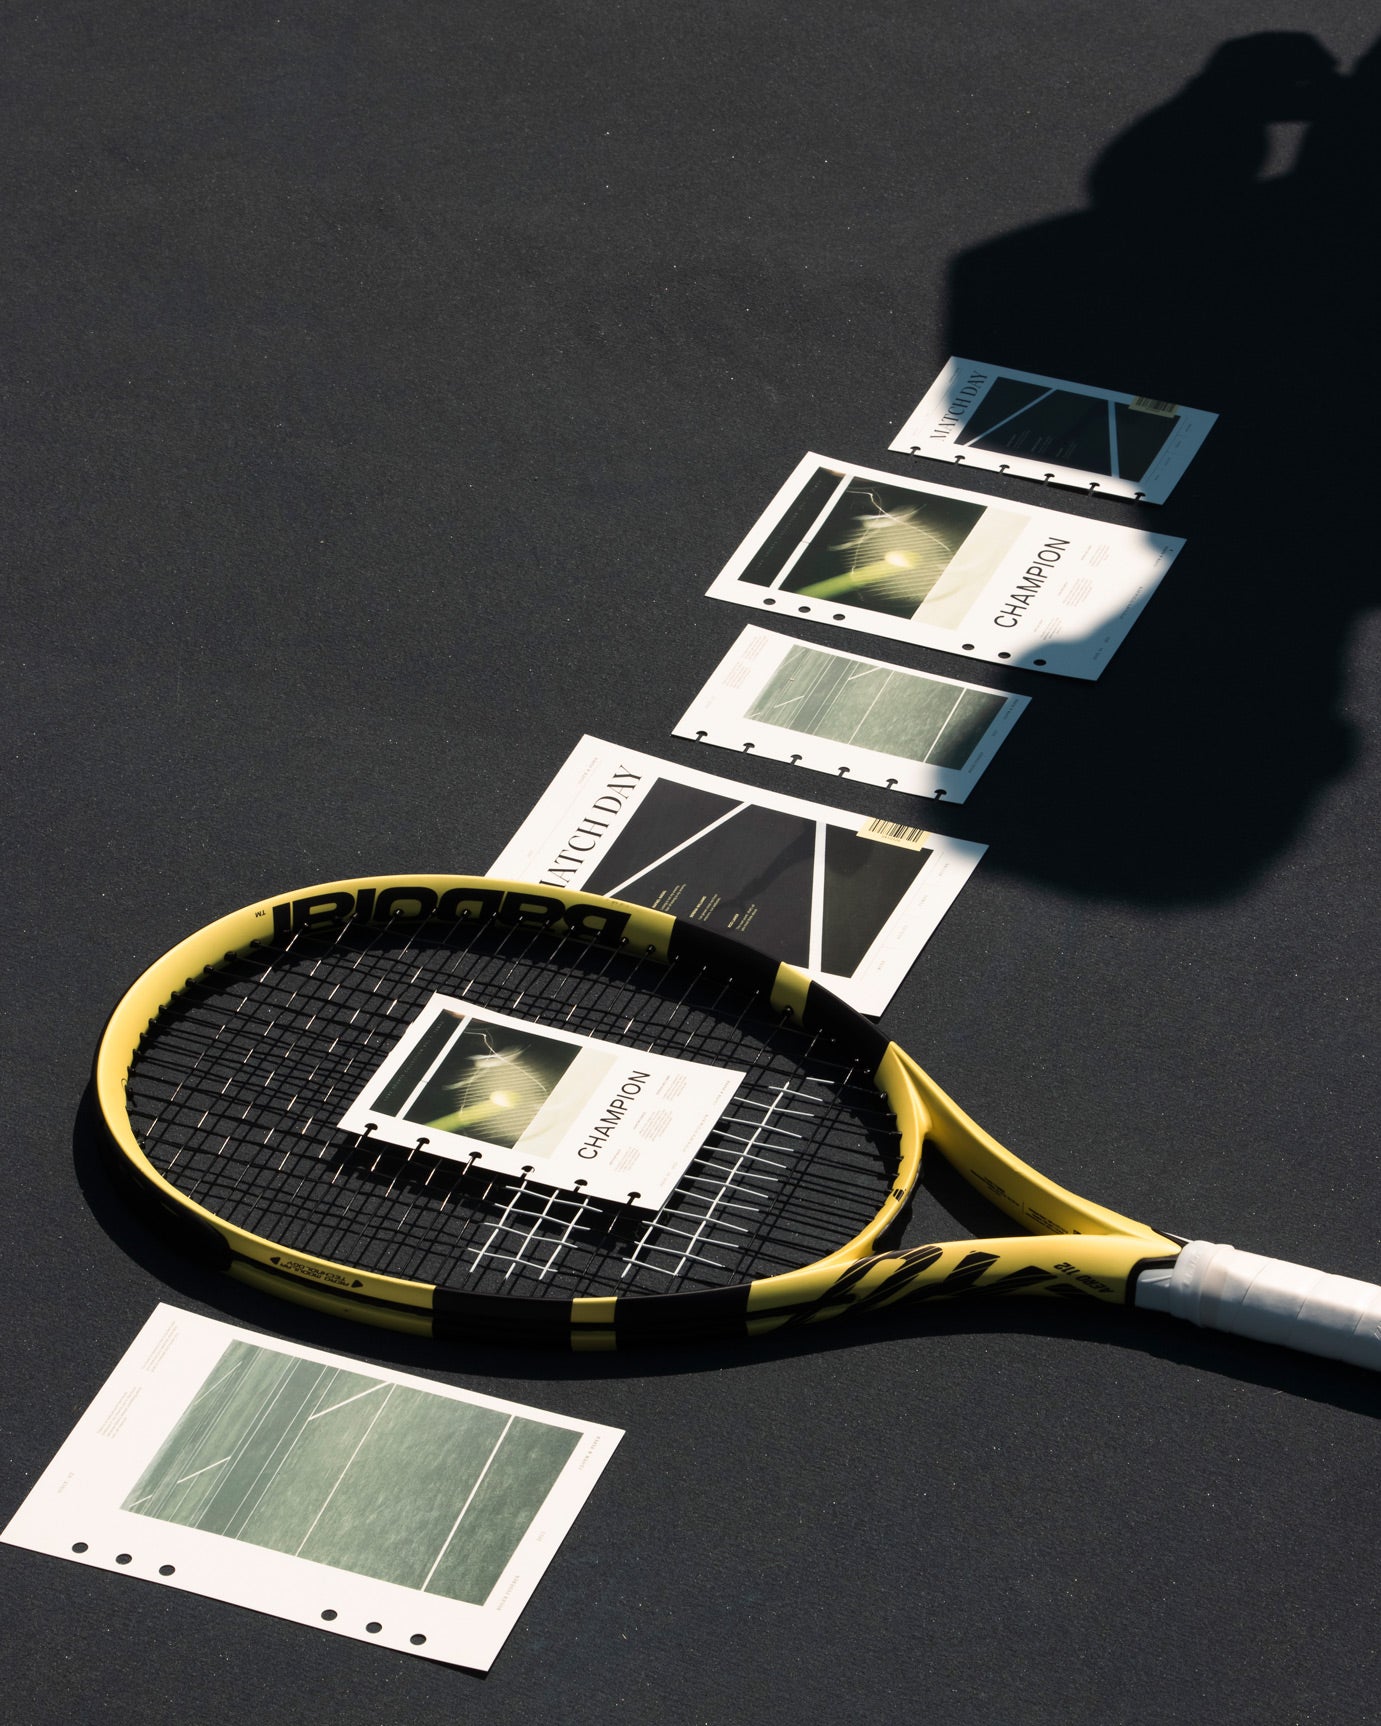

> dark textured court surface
[4,5,1378,1723]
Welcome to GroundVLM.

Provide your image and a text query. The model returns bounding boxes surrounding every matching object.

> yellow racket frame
[95,875,1181,1348]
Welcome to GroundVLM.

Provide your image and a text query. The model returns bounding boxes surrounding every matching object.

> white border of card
[705,453,1183,680]
[489,736,986,1015]
[889,357,1217,504]
[1,1306,622,1672]
[674,625,1026,804]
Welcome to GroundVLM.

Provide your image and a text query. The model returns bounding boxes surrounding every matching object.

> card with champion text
[489,735,986,1015]
[889,357,1216,503]
[339,997,742,1211]
[1,1305,623,1672]
[705,453,1184,679]
[673,625,1026,804]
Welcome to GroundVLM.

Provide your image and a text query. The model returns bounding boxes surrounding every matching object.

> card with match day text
[1,1305,623,1671]
[490,735,986,1016]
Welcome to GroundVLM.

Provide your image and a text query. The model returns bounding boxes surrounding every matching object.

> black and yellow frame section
[95,875,1181,1349]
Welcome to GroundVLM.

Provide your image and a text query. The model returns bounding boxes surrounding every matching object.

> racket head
[95,875,932,1346]
[96,874,1173,1347]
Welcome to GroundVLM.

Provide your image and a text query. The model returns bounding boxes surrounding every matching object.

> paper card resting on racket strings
[706,453,1183,679]
[338,997,743,1210]
[674,624,1027,803]
[889,358,1217,504]
[1,1305,623,1672]
[489,734,985,1016]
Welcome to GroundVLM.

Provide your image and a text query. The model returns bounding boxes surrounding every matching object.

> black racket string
[347,922,885,1292]
[122,908,902,1299]
[128,913,830,1293]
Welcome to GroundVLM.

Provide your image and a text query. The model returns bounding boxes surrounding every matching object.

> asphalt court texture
[4,5,1379,1723]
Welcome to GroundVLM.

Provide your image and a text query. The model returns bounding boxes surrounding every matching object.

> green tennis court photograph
[123,1341,580,1605]
[744,640,1009,770]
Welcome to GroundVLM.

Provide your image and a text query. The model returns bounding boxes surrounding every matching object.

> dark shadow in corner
[939,31,1381,905]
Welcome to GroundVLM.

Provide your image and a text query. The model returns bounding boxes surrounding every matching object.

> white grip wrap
[1135,1240,1381,1371]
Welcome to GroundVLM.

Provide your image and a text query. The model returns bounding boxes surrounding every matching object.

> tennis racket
[95,874,1381,1368]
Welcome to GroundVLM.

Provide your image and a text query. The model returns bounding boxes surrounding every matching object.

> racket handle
[1135,1240,1381,1370]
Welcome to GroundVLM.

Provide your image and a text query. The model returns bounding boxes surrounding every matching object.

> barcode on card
[857,818,929,851]
[1129,395,1178,417]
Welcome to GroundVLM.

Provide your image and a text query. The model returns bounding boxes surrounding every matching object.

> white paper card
[674,625,1026,804]
[706,453,1183,679]
[1,1305,623,1672]
[339,997,742,1210]
[489,736,986,1016]
[889,357,1216,504]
